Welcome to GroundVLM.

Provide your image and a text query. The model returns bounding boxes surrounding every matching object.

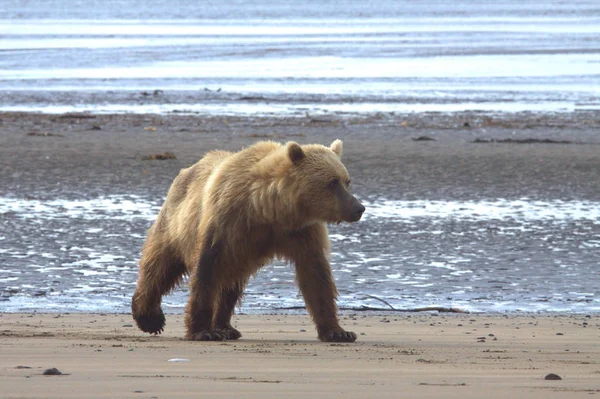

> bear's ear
[330,139,343,159]
[287,142,306,165]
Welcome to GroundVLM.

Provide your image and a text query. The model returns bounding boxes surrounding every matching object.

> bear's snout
[350,201,366,222]
[343,196,365,223]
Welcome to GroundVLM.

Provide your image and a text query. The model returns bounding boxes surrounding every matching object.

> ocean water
[1,195,599,313]
[1,0,599,115]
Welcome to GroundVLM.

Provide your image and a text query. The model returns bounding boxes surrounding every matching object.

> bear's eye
[328,178,340,190]
[346,179,351,187]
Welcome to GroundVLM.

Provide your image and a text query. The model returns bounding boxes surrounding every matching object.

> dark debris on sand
[141,152,177,160]
[26,132,64,137]
[472,138,574,144]
[412,136,436,142]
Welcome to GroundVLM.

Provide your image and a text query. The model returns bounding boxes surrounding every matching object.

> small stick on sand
[275,305,467,313]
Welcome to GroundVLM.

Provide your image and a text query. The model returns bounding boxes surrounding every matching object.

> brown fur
[132,140,364,342]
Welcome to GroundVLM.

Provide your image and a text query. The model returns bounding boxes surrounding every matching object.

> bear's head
[285,139,365,225]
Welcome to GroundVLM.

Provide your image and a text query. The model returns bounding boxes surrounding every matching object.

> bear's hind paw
[319,329,357,343]
[220,327,242,340]
[187,330,227,341]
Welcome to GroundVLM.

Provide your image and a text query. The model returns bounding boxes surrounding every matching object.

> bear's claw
[133,310,166,335]
[319,330,357,343]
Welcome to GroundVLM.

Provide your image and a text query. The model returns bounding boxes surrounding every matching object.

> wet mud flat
[1,110,599,200]
[0,111,599,312]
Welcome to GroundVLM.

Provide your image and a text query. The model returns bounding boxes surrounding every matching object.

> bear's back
[169,150,233,207]
[159,150,233,262]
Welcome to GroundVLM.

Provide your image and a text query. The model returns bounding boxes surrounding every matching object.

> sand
[0,313,598,399]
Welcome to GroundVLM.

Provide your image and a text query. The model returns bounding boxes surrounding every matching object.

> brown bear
[131,139,365,342]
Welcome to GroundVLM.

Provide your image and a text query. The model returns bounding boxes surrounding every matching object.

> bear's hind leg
[185,232,226,341]
[212,283,245,340]
[132,246,186,335]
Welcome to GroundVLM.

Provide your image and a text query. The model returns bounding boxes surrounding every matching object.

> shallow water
[1,0,599,115]
[1,195,598,313]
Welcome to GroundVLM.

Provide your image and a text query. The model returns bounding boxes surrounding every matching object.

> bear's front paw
[133,310,166,335]
[319,329,357,343]
[187,330,227,341]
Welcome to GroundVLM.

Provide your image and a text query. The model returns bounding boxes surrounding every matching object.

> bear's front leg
[296,258,357,343]
[184,234,227,341]
[284,226,357,343]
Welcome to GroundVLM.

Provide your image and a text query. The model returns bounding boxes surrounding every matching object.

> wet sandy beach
[2,111,599,200]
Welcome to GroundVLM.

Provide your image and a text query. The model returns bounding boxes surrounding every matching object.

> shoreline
[2,108,599,127]
[1,313,598,399]
[3,102,599,117]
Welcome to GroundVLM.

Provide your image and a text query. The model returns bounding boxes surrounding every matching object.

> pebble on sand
[43,368,63,376]
[544,373,562,380]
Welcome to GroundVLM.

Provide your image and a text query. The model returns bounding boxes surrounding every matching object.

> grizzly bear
[131,139,365,342]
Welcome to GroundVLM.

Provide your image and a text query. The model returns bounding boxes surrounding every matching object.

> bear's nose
[354,203,366,216]
[351,203,365,221]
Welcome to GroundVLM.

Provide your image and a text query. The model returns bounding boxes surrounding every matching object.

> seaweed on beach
[276,295,468,314]
[412,136,436,141]
[275,305,467,313]
[26,132,64,137]
[472,138,573,144]
[141,152,177,160]
[52,113,96,120]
